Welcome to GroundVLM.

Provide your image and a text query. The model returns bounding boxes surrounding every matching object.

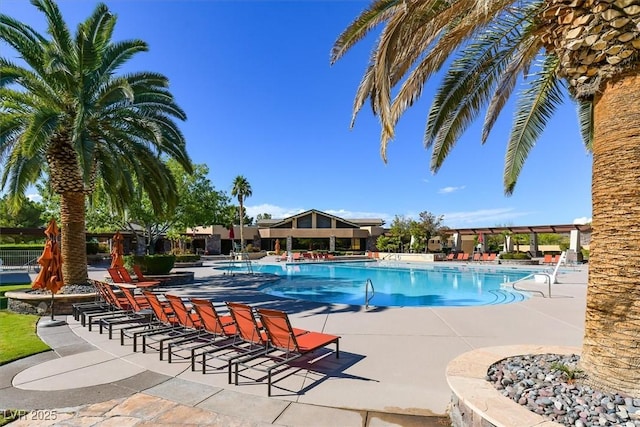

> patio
[0,260,588,425]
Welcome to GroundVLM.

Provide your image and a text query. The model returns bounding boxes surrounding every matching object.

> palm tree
[0,0,192,285]
[332,0,640,396]
[231,175,252,251]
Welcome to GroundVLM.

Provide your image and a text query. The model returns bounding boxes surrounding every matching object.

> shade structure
[32,219,64,322]
[110,232,125,269]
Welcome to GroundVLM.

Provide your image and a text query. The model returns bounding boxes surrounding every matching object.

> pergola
[448,223,591,236]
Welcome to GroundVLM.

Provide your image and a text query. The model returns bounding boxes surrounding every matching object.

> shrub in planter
[175,254,201,263]
[124,254,175,275]
[86,241,99,255]
[501,252,531,260]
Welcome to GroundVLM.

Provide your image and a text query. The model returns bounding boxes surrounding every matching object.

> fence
[0,250,42,272]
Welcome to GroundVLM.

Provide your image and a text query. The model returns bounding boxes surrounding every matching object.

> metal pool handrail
[365,278,375,310]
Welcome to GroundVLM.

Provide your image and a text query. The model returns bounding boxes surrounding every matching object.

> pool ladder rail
[365,278,375,310]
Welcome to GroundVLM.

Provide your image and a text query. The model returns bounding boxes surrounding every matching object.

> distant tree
[84,161,227,254]
[375,235,400,253]
[256,213,272,221]
[0,195,45,228]
[231,176,252,250]
[0,195,46,243]
[410,211,446,253]
[388,215,411,252]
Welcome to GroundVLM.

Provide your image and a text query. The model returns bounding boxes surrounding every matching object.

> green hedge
[501,252,531,260]
[0,244,45,250]
[124,254,175,275]
[175,254,201,262]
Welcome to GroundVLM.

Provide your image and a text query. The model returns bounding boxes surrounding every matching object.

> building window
[297,214,312,228]
[275,221,292,229]
[316,214,332,228]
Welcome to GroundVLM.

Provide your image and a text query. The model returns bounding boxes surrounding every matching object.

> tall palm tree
[0,0,192,285]
[332,0,640,396]
[231,175,252,251]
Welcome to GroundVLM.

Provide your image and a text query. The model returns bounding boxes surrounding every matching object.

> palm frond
[577,99,593,151]
[330,0,402,65]
[482,33,542,143]
[504,54,563,195]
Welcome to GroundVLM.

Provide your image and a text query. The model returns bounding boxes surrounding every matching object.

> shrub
[86,241,99,255]
[175,254,200,263]
[98,243,109,253]
[0,244,45,250]
[501,252,531,260]
[124,254,175,274]
[244,244,262,253]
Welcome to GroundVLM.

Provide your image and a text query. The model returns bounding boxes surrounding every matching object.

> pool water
[219,262,537,307]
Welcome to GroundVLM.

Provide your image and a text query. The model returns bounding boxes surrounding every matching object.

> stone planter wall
[7,291,99,315]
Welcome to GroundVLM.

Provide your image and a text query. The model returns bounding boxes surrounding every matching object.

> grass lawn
[0,311,50,366]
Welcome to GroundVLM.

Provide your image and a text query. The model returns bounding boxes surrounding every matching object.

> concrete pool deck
[0,259,587,425]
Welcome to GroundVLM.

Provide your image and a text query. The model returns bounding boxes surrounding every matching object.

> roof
[264,209,367,229]
[448,224,592,235]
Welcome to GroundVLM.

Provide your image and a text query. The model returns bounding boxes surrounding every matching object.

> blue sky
[2,1,593,228]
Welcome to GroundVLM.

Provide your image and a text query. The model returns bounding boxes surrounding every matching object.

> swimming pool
[218,262,538,307]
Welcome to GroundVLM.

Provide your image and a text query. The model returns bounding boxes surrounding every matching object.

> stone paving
[0,260,588,426]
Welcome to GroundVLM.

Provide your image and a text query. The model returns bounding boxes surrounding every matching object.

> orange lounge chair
[472,253,481,262]
[482,253,490,262]
[133,265,169,285]
[461,253,470,261]
[108,267,160,288]
[542,254,553,265]
[188,298,239,371]
[292,253,302,262]
[232,307,340,396]
[198,301,271,383]
[445,253,455,261]
[488,253,497,261]
[137,291,199,355]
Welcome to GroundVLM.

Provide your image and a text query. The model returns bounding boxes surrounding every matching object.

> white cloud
[442,208,532,228]
[573,216,592,225]
[438,185,465,194]
[245,204,305,219]
[245,204,393,223]
[26,193,42,203]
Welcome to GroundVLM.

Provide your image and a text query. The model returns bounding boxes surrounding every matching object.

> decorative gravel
[28,284,96,295]
[487,353,640,426]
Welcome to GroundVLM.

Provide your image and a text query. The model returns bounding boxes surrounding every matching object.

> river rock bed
[29,284,95,295]
[487,353,640,426]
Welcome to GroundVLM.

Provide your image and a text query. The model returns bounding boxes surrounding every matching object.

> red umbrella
[229,226,235,240]
[274,239,281,255]
[32,219,64,321]
[110,232,125,268]
[478,233,484,243]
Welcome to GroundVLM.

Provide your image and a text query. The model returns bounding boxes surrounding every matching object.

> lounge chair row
[444,252,497,262]
[72,280,340,396]
[277,252,336,262]
[541,254,563,265]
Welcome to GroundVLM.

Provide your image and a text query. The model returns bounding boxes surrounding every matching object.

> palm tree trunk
[60,191,88,285]
[239,201,244,251]
[580,71,640,396]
